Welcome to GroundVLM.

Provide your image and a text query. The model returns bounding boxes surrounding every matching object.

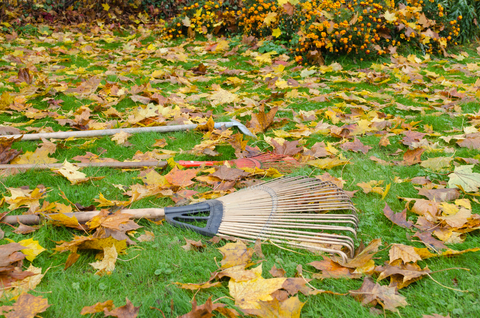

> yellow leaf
[17,238,46,262]
[307,157,351,169]
[272,28,282,38]
[229,276,287,309]
[263,12,277,26]
[214,40,230,53]
[383,10,397,22]
[89,245,117,276]
[102,3,110,11]
[56,160,89,185]
[6,264,45,298]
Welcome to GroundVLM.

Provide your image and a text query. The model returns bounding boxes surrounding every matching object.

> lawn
[0,24,479,318]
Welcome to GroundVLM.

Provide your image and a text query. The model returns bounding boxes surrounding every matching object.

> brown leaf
[248,104,278,133]
[341,238,382,269]
[0,293,50,318]
[179,297,233,318]
[340,138,372,154]
[270,140,303,156]
[0,126,21,135]
[81,300,114,315]
[165,167,198,188]
[403,148,424,165]
[376,261,431,289]
[13,222,40,235]
[269,265,286,278]
[0,136,22,164]
[190,63,207,75]
[349,277,408,312]
[383,203,413,229]
[304,142,329,158]
[182,238,205,251]
[17,68,33,84]
[417,188,460,202]
[413,231,447,250]
[422,314,451,318]
[457,137,480,149]
[402,131,426,146]
[309,258,362,279]
[103,298,140,318]
[0,242,27,267]
[211,165,249,181]
[315,172,345,189]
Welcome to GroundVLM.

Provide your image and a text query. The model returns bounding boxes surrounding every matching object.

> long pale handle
[0,161,168,170]
[2,208,166,225]
[1,122,236,141]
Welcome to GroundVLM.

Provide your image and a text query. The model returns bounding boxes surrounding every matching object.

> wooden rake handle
[2,208,166,225]
[0,161,168,170]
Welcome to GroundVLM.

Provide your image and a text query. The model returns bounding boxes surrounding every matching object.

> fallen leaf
[175,281,222,291]
[340,138,372,154]
[376,261,431,289]
[383,203,413,229]
[89,244,118,276]
[103,298,140,318]
[309,258,362,279]
[229,275,287,309]
[242,296,305,318]
[0,293,50,318]
[389,244,421,263]
[307,157,351,169]
[0,136,22,164]
[81,300,114,315]
[349,277,408,312]
[448,165,480,192]
[165,167,198,188]
[402,148,424,166]
[218,241,254,269]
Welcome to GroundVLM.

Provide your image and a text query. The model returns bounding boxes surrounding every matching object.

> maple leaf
[269,265,286,278]
[309,258,362,279]
[165,167,198,188]
[218,264,263,282]
[376,261,431,289]
[11,141,57,165]
[349,277,408,312]
[417,188,460,202]
[248,104,278,133]
[242,296,305,318]
[212,165,250,181]
[229,275,287,310]
[179,297,238,318]
[389,244,422,263]
[181,238,205,251]
[5,264,45,298]
[55,161,91,185]
[89,244,118,276]
[111,131,132,146]
[0,293,50,318]
[218,241,254,269]
[457,136,480,149]
[383,203,413,229]
[103,298,140,318]
[136,230,155,242]
[175,281,222,291]
[340,138,372,154]
[448,165,480,192]
[0,136,22,164]
[11,238,45,262]
[269,139,303,156]
[81,300,114,315]
[341,238,382,271]
[420,157,453,172]
[307,157,351,169]
[402,148,424,166]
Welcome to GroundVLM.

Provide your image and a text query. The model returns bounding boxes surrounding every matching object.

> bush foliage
[1,0,478,62]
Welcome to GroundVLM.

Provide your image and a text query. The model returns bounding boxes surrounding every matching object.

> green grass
[1,24,480,318]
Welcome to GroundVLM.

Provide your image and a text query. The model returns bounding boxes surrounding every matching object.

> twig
[430,267,470,274]
[117,254,140,262]
[149,307,166,318]
[427,273,469,293]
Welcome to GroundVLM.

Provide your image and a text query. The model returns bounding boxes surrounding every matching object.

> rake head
[165,176,358,262]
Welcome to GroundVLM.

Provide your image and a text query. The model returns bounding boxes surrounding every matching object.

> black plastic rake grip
[164,200,224,237]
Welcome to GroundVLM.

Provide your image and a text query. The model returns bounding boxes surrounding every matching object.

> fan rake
[2,176,358,262]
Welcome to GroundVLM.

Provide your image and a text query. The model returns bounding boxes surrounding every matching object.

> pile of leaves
[0,21,480,317]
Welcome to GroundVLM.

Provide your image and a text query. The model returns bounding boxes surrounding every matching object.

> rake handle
[2,208,166,225]
[0,161,169,170]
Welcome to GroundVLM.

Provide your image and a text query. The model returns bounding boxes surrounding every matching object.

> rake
[2,176,358,262]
